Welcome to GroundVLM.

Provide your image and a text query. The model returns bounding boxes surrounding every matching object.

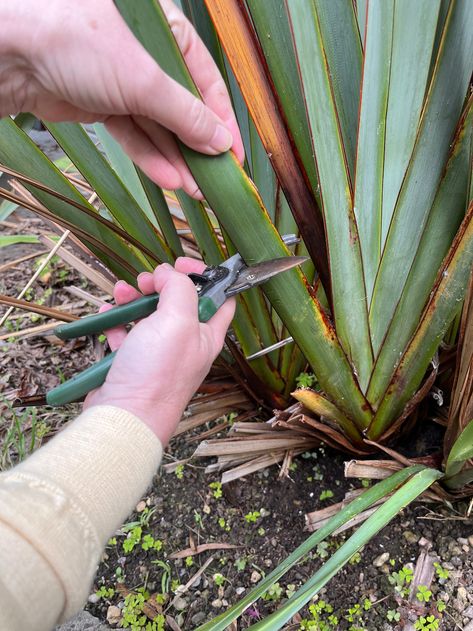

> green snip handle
[46,352,116,406]
[48,293,220,405]
[55,293,161,340]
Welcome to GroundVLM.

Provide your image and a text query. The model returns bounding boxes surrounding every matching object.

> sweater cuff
[0,405,162,620]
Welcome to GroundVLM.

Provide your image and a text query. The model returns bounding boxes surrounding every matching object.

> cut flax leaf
[169,543,240,559]
[40,235,115,295]
[0,294,77,323]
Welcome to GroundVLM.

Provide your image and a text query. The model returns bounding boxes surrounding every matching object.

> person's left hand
[84,258,235,445]
[0,0,244,198]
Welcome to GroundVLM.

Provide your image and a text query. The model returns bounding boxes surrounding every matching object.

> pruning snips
[44,243,307,407]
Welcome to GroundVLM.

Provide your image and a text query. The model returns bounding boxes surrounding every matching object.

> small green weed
[123,526,142,553]
[174,464,184,480]
[141,534,163,552]
[416,585,432,603]
[296,372,317,388]
[218,517,230,532]
[414,615,440,630]
[244,510,261,524]
[348,551,362,565]
[121,588,165,630]
[209,481,223,499]
[213,572,226,587]
[319,489,334,501]
[185,556,194,568]
[234,557,247,571]
[389,565,414,597]
[433,562,449,580]
[95,585,115,599]
[387,609,400,622]
[263,582,283,602]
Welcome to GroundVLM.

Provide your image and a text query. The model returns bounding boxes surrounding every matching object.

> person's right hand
[0,0,244,199]
[84,259,235,446]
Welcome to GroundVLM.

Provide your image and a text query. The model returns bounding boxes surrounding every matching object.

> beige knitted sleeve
[0,405,162,631]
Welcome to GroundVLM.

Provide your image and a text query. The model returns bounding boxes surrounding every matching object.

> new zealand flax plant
[0,1,472,627]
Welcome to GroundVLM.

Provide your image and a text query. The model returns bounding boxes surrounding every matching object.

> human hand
[84,259,235,445]
[0,0,244,198]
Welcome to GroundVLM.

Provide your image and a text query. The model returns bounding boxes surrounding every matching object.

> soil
[1,211,472,631]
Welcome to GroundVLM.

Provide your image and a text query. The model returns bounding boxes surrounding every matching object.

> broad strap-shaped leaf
[94,123,184,259]
[367,99,473,408]
[353,0,394,303]
[369,0,473,354]
[93,123,156,224]
[196,466,427,631]
[203,0,329,292]
[286,0,373,390]
[244,0,320,201]
[354,0,441,302]
[370,201,473,438]
[356,0,368,45]
[45,122,173,265]
[136,171,184,260]
[116,0,373,429]
[311,0,362,182]
[381,0,441,248]
[0,118,145,282]
[247,468,442,631]
[445,420,473,480]
[292,389,363,444]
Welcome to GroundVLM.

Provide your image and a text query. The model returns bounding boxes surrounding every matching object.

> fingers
[105,115,183,192]
[138,258,206,294]
[133,116,203,199]
[159,0,244,163]
[152,263,199,319]
[174,257,207,275]
[206,296,236,348]
[101,280,142,351]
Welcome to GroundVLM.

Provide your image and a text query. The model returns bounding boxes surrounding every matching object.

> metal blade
[226,256,308,296]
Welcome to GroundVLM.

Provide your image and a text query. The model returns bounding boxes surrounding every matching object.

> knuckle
[186,98,210,140]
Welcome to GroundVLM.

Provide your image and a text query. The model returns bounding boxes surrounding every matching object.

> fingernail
[210,125,233,153]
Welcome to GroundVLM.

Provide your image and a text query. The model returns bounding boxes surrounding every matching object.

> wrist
[86,386,184,446]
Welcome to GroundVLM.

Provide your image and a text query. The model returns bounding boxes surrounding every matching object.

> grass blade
[45,122,173,265]
[248,468,442,630]
[196,465,427,631]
